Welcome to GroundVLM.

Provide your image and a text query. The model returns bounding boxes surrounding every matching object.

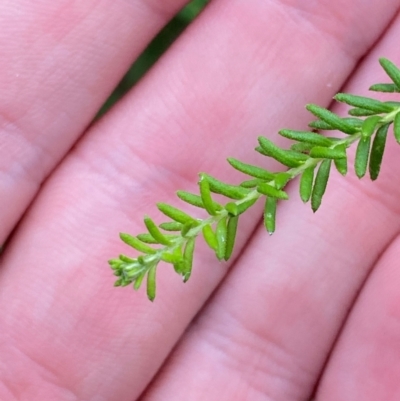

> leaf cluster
[110,58,400,301]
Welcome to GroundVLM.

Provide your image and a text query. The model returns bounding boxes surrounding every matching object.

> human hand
[2,1,400,400]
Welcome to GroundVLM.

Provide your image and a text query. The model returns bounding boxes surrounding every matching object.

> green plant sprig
[109,58,400,301]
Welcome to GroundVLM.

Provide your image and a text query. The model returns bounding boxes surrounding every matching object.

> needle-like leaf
[369,123,389,180]
[311,159,331,212]
[355,137,371,179]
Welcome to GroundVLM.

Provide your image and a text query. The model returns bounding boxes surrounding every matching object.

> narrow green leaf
[257,182,289,200]
[299,166,315,203]
[176,191,205,209]
[257,137,308,168]
[215,216,228,261]
[274,172,291,189]
[385,101,400,108]
[202,224,218,251]
[394,112,400,144]
[255,145,268,157]
[369,123,389,180]
[361,115,381,140]
[343,117,364,128]
[133,270,146,290]
[108,259,122,269]
[173,260,186,275]
[306,104,358,135]
[279,129,333,146]
[334,93,394,113]
[309,118,363,131]
[119,254,136,263]
[227,158,275,180]
[369,83,399,93]
[379,58,400,88]
[144,216,171,246]
[119,233,157,254]
[348,108,378,117]
[308,120,334,130]
[355,137,371,179]
[137,233,178,244]
[146,265,157,301]
[224,216,239,261]
[182,238,195,282]
[204,174,250,200]
[199,174,217,215]
[124,264,144,279]
[236,197,259,214]
[225,202,239,216]
[136,233,158,244]
[290,142,314,153]
[334,157,348,176]
[311,159,331,212]
[157,203,196,224]
[159,221,183,231]
[264,197,277,235]
[240,178,260,188]
[309,146,346,160]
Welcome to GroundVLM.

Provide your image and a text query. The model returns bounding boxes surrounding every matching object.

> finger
[0,0,191,244]
[315,17,400,399]
[315,235,400,400]
[139,10,400,401]
[1,0,399,400]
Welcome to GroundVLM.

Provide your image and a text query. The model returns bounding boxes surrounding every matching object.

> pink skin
[1,0,400,400]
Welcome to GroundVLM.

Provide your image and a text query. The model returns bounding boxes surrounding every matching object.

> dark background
[98,0,209,116]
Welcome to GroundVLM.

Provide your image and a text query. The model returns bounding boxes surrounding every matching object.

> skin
[1,0,400,399]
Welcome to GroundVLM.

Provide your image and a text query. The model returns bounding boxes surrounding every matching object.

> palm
[2,1,400,399]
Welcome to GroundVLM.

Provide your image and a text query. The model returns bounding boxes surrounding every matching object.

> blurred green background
[98,0,209,116]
